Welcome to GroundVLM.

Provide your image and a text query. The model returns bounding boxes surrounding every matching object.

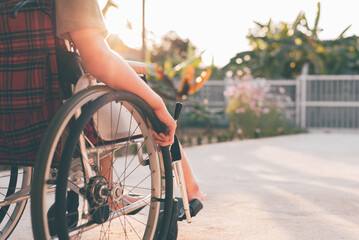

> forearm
[92,50,161,106]
[70,29,164,111]
[70,28,176,145]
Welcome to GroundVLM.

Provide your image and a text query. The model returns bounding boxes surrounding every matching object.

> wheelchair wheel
[31,86,114,239]
[31,87,174,239]
[55,91,173,239]
[0,167,32,240]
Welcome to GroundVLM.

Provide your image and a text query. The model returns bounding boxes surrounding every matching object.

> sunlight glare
[99,0,143,49]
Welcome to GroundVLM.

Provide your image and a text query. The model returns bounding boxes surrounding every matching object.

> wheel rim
[0,167,31,240]
[56,94,165,239]
[31,88,173,240]
[31,86,113,240]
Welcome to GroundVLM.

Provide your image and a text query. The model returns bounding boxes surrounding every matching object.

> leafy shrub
[197,135,203,145]
[224,70,297,138]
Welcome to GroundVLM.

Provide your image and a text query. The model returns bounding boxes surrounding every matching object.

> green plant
[207,134,213,144]
[146,33,216,134]
[196,135,202,145]
[228,131,235,140]
[148,53,211,102]
[225,2,359,78]
[216,133,229,143]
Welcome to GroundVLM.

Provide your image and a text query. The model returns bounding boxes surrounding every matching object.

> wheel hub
[87,176,111,224]
[89,176,109,205]
[111,183,124,203]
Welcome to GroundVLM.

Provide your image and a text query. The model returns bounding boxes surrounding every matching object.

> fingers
[147,119,175,146]
[150,106,177,146]
[151,129,174,146]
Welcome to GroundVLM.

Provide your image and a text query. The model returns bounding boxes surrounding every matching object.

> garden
[104,2,359,146]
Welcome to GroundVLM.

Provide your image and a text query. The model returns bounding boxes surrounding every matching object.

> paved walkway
[11,133,359,239]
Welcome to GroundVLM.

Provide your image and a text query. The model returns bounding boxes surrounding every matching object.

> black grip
[173,102,183,121]
[170,135,181,161]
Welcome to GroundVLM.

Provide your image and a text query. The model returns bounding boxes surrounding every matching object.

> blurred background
[98,0,359,145]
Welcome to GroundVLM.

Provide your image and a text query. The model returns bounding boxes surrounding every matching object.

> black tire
[31,86,114,240]
[0,167,32,240]
[55,91,173,239]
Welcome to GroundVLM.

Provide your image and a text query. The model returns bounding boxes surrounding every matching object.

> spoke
[64,101,160,239]
[126,214,147,226]
[95,107,142,184]
[113,103,123,141]
[114,211,128,239]
[99,220,110,240]
[121,185,151,191]
[119,166,151,190]
[103,213,113,240]
[4,207,15,222]
[0,173,22,179]
[122,109,135,201]
[125,172,151,192]
[123,214,142,239]
[0,187,25,190]
[115,137,148,182]
[97,106,144,184]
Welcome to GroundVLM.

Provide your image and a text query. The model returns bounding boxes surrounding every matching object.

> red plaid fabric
[0,0,61,166]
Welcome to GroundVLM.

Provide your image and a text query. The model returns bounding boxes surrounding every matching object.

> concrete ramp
[178,133,359,240]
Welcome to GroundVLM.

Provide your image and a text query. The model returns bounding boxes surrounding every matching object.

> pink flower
[235,108,245,114]
[262,108,270,114]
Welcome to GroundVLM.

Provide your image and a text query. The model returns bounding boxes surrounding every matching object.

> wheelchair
[0,62,189,239]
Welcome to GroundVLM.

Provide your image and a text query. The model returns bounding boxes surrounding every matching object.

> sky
[100,0,359,67]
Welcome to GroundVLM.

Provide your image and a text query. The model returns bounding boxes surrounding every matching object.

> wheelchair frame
[0,63,191,240]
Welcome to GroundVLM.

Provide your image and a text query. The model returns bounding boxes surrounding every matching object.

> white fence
[299,74,359,129]
[195,72,359,130]
[192,80,226,111]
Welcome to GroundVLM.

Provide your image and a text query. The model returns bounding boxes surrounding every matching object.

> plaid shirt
[0,0,61,166]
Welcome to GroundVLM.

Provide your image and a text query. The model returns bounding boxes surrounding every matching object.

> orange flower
[155,65,164,80]
[188,69,212,95]
[178,65,195,93]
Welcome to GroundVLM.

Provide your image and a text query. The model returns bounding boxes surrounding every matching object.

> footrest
[176,197,203,221]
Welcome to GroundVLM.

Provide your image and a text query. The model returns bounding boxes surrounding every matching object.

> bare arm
[70,28,175,146]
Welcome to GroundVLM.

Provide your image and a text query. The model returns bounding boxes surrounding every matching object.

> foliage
[209,65,226,79]
[224,2,359,79]
[145,32,223,135]
[148,59,211,102]
[319,36,359,74]
[149,31,194,66]
[149,32,225,79]
[196,135,202,145]
[147,32,212,104]
[224,70,297,138]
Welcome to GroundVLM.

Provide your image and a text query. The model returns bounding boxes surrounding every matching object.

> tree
[149,31,195,66]
[146,32,221,133]
[224,2,359,79]
[146,31,212,101]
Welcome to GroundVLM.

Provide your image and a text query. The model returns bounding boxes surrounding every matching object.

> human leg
[179,144,206,203]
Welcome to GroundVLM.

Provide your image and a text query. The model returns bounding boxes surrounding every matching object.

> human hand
[151,107,176,146]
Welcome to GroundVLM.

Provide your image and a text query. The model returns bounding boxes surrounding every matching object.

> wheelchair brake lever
[171,102,192,223]
[173,102,182,122]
